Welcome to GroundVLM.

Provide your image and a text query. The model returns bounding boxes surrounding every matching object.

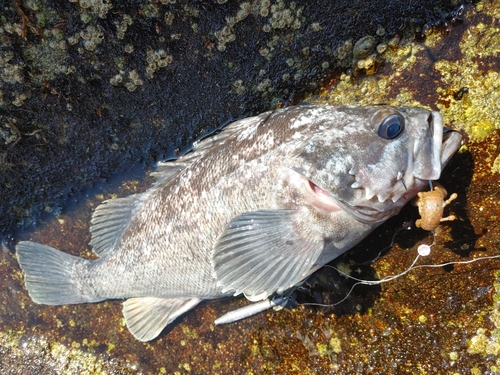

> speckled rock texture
[3,1,500,374]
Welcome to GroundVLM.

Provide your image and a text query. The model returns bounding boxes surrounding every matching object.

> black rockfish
[16,105,462,341]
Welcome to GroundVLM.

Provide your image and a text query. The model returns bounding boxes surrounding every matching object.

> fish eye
[371,111,405,139]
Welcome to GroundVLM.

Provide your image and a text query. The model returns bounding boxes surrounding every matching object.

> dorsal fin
[89,193,146,258]
[152,113,268,184]
[193,113,268,152]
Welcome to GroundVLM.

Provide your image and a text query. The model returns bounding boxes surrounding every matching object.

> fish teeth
[351,181,362,189]
[391,189,406,202]
[365,189,376,200]
[377,193,389,203]
[348,168,357,176]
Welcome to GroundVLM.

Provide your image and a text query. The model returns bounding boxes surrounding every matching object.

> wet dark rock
[0,0,471,237]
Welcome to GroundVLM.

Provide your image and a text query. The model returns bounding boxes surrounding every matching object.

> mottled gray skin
[16,105,462,341]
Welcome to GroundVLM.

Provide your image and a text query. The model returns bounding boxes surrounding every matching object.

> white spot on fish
[305,144,315,153]
[290,107,330,129]
[237,123,259,141]
[259,133,275,149]
[290,115,313,129]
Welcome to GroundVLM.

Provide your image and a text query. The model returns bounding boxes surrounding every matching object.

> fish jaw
[348,111,460,224]
[440,127,462,169]
[398,111,462,203]
[389,111,462,205]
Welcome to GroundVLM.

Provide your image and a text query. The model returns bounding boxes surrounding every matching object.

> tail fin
[16,241,91,305]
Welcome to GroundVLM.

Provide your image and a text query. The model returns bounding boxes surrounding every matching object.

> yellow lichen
[314,38,428,107]
[0,330,114,374]
[467,274,500,374]
[433,18,500,142]
[181,325,198,339]
[106,342,115,352]
[493,154,500,174]
[329,336,342,354]
[449,351,459,361]
[468,329,489,354]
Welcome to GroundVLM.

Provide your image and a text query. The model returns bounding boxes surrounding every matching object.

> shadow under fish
[16,104,462,341]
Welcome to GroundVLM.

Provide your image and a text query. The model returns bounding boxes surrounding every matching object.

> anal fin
[122,297,200,341]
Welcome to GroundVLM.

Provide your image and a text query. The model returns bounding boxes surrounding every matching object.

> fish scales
[15,104,462,341]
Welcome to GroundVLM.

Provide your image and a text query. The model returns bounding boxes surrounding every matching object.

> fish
[16,104,462,341]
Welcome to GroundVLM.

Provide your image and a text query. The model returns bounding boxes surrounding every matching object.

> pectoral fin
[212,210,323,301]
[122,297,200,341]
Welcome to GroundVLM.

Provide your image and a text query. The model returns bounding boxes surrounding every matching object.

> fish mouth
[337,200,401,224]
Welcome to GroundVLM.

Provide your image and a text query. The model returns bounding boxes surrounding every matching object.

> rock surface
[2,1,500,374]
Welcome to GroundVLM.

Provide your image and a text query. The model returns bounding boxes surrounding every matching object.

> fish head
[292,105,462,224]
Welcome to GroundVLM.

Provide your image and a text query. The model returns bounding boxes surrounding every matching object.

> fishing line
[300,237,500,308]
[358,220,413,265]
